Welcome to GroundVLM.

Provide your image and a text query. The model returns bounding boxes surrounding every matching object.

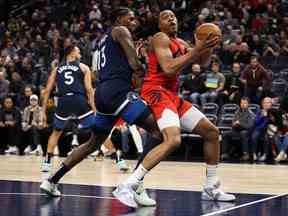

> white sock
[126,164,148,185]
[205,164,218,187]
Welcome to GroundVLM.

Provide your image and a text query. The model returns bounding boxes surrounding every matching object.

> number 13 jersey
[95,29,135,113]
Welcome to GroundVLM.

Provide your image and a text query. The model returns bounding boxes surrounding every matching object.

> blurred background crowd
[0,0,288,163]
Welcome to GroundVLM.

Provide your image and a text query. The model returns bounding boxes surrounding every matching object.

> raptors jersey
[142,37,186,93]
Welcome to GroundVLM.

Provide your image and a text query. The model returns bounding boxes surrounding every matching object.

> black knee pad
[110,128,122,150]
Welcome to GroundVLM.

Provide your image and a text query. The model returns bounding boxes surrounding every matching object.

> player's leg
[42,130,62,172]
[40,113,114,196]
[110,126,129,172]
[179,104,235,201]
[133,113,163,169]
[113,95,181,207]
[40,131,106,196]
[131,109,181,176]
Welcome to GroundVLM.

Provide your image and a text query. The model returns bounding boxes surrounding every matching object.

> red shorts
[141,85,196,130]
[141,85,192,119]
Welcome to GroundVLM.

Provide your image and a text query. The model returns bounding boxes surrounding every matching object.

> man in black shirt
[181,64,206,105]
[0,97,22,154]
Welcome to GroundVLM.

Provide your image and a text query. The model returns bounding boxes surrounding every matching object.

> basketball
[195,23,222,43]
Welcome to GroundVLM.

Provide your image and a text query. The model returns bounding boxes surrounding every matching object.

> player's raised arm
[112,26,144,89]
[153,32,218,77]
[80,63,96,113]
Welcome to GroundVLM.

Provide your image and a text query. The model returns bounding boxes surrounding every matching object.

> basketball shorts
[93,91,151,134]
[54,94,94,130]
[141,85,206,131]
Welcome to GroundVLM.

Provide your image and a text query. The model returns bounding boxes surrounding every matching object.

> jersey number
[95,46,106,71]
[64,71,74,85]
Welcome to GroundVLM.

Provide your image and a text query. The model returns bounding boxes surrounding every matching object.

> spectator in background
[251,14,266,32]
[8,72,24,106]
[89,4,102,21]
[263,34,280,57]
[79,33,93,66]
[0,71,9,103]
[249,34,264,56]
[250,97,272,161]
[2,38,17,59]
[259,108,282,162]
[218,62,243,106]
[19,85,34,110]
[280,40,288,56]
[0,97,21,154]
[22,94,43,155]
[275,97,288,162]
[200,61,225,105]
[181,64,206,105]
[240,56,271,104]
[230,35,250,64]
[221,97,255,161]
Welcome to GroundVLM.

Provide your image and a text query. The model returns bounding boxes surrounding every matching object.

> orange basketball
[195,23,222,43]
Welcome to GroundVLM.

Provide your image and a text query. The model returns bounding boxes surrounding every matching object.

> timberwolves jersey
[95,29,134,113]
[54,60,94,130]
[56,60,85,96]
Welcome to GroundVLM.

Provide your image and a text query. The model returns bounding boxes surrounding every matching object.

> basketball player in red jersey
[113,10,235,207]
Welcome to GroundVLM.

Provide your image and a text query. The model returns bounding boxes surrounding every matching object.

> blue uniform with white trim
[93,29,150,133]
[54,60,94,130]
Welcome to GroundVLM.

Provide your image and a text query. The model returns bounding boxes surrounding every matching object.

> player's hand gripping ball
[195,23,222,48]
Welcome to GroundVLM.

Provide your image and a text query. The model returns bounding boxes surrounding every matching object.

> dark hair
[64,42,77,57]
[250,55,258,61]
[2,96,13,107]
[110,7,131,23]
[241,97,250,102]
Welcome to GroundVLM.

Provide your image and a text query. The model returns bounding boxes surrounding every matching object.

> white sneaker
[112,183,138,208]
[30,145,42,155]
[90,150,99,157]
[41,161,52,172]
[24,146,32,154]
[5,146,17,154]
[253,153,258,161]
[202,180,236,202]
[40,180,61,197]
[258,154,266,162]
[135,182,156,206]
[275,151,287,162]
[116,160,129,172]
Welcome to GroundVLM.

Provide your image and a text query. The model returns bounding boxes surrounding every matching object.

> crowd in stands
[0,0,288,163]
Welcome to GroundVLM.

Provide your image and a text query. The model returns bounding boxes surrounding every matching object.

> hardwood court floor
[0,155,287,195]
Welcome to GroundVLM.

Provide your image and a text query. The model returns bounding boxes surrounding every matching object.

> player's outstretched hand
[195,33,220,50]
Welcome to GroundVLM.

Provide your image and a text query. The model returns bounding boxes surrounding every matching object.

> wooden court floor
[1,155,288,215]
[0,155,287,195]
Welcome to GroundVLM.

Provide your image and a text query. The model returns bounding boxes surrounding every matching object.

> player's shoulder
[112,26,131,39]
[113,25,129,32]
[79,63,90,72]
[153,32,170,40]
[152,32,170,46]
